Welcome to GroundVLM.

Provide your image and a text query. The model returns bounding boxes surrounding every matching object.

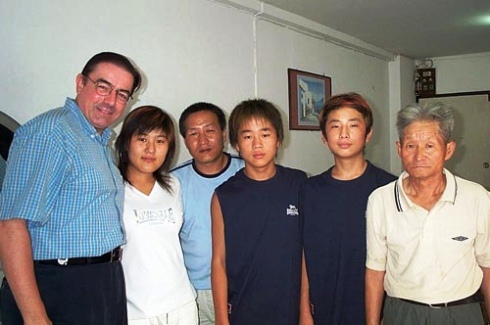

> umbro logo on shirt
[287,205,299,216]
[451,236,468,241]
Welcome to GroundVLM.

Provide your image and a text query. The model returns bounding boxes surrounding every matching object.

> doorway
[419,93,490,190]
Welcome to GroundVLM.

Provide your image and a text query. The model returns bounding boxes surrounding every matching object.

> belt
[34,247,122,266]
[399,292,483,308]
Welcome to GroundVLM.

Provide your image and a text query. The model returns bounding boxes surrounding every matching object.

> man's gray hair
[396,102,454,143]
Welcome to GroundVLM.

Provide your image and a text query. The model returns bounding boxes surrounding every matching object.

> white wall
[0,0,407,175]
[388,56,416,175]
[431,52,490,93]
[255,18,393,174]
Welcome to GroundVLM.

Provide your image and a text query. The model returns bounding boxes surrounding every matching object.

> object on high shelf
[415,68,436,98]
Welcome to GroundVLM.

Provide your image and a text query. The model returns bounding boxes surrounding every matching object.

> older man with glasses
[0,52,141,325]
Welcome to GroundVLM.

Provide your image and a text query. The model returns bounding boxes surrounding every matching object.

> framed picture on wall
[288,68,331,130]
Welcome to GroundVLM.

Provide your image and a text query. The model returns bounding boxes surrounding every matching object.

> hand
[299,313,314,325]
[24,315,52,325]
[299,303,314,325]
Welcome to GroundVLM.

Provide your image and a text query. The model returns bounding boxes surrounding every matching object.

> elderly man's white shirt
[366,169,490,304]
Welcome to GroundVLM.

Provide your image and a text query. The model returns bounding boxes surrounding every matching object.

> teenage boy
[301,92,396,324]
[171,102,243,324]
[211,99,309,325]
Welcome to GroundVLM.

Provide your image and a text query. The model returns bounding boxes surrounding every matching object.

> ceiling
[259,0,490,59]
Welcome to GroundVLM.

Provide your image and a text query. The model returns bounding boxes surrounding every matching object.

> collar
[191,152,232,178]
[394,168,457,212]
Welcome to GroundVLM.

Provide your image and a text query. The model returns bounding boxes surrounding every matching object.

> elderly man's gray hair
[396,102,454,144]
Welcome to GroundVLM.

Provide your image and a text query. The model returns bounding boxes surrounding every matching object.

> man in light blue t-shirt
[171,102,243,325]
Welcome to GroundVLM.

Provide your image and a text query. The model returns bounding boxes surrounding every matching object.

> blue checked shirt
[0,98,125,260]
[0,157,6,192]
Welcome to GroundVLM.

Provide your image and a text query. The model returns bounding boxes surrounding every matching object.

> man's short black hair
[178,102,226,137]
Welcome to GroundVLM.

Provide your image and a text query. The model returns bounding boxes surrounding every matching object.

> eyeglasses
[83,75,132,103]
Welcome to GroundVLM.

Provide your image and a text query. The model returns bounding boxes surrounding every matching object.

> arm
[299,251,314,325]
[481,266,490,321]
[211,193,229,325]
[365,267,385,325]
[477,192,490,321]
[0,219,52,325]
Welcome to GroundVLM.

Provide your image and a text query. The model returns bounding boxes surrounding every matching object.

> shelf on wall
[415,68,436,98]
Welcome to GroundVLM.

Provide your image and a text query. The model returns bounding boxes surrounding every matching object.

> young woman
[116,106,197,325]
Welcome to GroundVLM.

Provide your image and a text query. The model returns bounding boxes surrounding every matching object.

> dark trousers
[383,295,484,325]
[0,261,127,325]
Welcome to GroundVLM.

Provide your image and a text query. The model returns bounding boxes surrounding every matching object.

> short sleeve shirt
[366,169,490,303]
[0,98,125,259]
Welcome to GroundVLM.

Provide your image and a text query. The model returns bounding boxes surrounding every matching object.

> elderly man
[0,52,141,325]
[365,102,490,324]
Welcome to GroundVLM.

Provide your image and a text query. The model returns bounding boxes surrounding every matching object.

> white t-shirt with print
[122,176,196,319]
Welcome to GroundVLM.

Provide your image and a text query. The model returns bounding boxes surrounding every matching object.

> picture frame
[288,68,331,130]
